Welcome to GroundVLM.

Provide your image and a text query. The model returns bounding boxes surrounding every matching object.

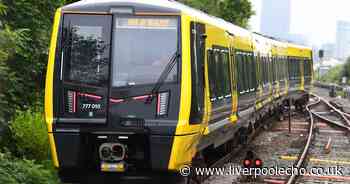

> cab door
[189,22,206,124]
[58,14,112,124]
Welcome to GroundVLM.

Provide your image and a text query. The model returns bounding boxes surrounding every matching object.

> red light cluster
[243,158,262,168]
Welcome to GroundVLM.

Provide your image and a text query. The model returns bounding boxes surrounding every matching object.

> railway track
[197,93,350,184]
[285,94,350,184]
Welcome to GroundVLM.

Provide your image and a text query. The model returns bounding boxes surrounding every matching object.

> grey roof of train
[63,0,251,37]
[63,0,310,49]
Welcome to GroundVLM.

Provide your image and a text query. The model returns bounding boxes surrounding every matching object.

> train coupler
[101,161,127,172]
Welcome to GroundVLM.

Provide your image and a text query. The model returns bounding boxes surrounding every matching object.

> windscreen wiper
[145,51,180,104]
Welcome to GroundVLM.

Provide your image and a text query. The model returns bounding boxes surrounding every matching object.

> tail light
[157,92,169,116]
[67,90,76,113]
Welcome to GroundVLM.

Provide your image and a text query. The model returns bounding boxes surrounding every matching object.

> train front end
[45,1,187,182]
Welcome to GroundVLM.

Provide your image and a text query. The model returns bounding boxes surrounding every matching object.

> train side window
[242,54,246,91]
[272,57,275,83]
[266,57,269,84]
[279,58,282,81]
[245,55,250,91]
[262,57,266,84]
[252,55,257,89]
[214,51,222,98]
[208,50,216,99]
[267,57,273,83]
[237,54,243,93]
[262,57,267,84]
[222,51,231,96]
[256,56,261,86]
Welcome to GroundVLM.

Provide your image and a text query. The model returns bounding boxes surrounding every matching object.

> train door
[59,14,112,124]
[189,22,206,124]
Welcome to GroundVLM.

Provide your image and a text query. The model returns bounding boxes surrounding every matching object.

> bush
[8,106,49,161]
[0,151,59,184]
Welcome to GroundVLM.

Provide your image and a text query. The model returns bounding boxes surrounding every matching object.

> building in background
[321,43,336,60]
[260,0,291,40]
[336,20,350,60]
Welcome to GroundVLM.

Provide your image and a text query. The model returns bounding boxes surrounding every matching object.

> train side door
[189,22,206,124]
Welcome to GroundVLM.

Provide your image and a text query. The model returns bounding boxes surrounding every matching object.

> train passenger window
[208,48,231,99]
[266,58,268,83]
[241,55,245,91]
[262,57,267,84]
[62,14,112,86]
[256,56,261,86]
[244,55,250,91]
[236,54,243,93]
[222,51,231,96]
[252,56,257,89]
[243,55,249,91]
[267,57,272,83]
[272,57,275,82]
[208,50,216,99]
[279,58,282,80]
[215,51,223,98]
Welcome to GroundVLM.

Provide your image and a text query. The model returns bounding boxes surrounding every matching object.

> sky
[248,0,350,46]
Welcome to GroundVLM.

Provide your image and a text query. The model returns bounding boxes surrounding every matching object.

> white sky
[249,0,350,46]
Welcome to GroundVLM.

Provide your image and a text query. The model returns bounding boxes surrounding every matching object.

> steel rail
[316,94,350,126]
[310,94,350,132]
[285,95,319,184]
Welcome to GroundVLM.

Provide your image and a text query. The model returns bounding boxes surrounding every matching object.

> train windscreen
[112,16,179,87]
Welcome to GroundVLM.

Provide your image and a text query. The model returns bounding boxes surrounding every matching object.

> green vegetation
[319,65,343,84]
[0,151,59,184]
[343,57,350,81]
[179,0,254,28]
[0,0,67,182]
[318,57,350,84]
[8,107,49,161]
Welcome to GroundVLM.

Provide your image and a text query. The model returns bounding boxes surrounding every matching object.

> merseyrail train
[45,0,313,183]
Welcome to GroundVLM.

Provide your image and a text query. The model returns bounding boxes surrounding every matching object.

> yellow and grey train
[45,0,313,182]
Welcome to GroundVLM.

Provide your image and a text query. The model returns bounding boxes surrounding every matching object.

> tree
[0,1,29,123]
[179,0,254,28]
[0,0,64,124]
[343,57,350,82]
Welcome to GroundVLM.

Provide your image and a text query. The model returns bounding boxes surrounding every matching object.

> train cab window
[62,14,112,86]
[112,16,178,87]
